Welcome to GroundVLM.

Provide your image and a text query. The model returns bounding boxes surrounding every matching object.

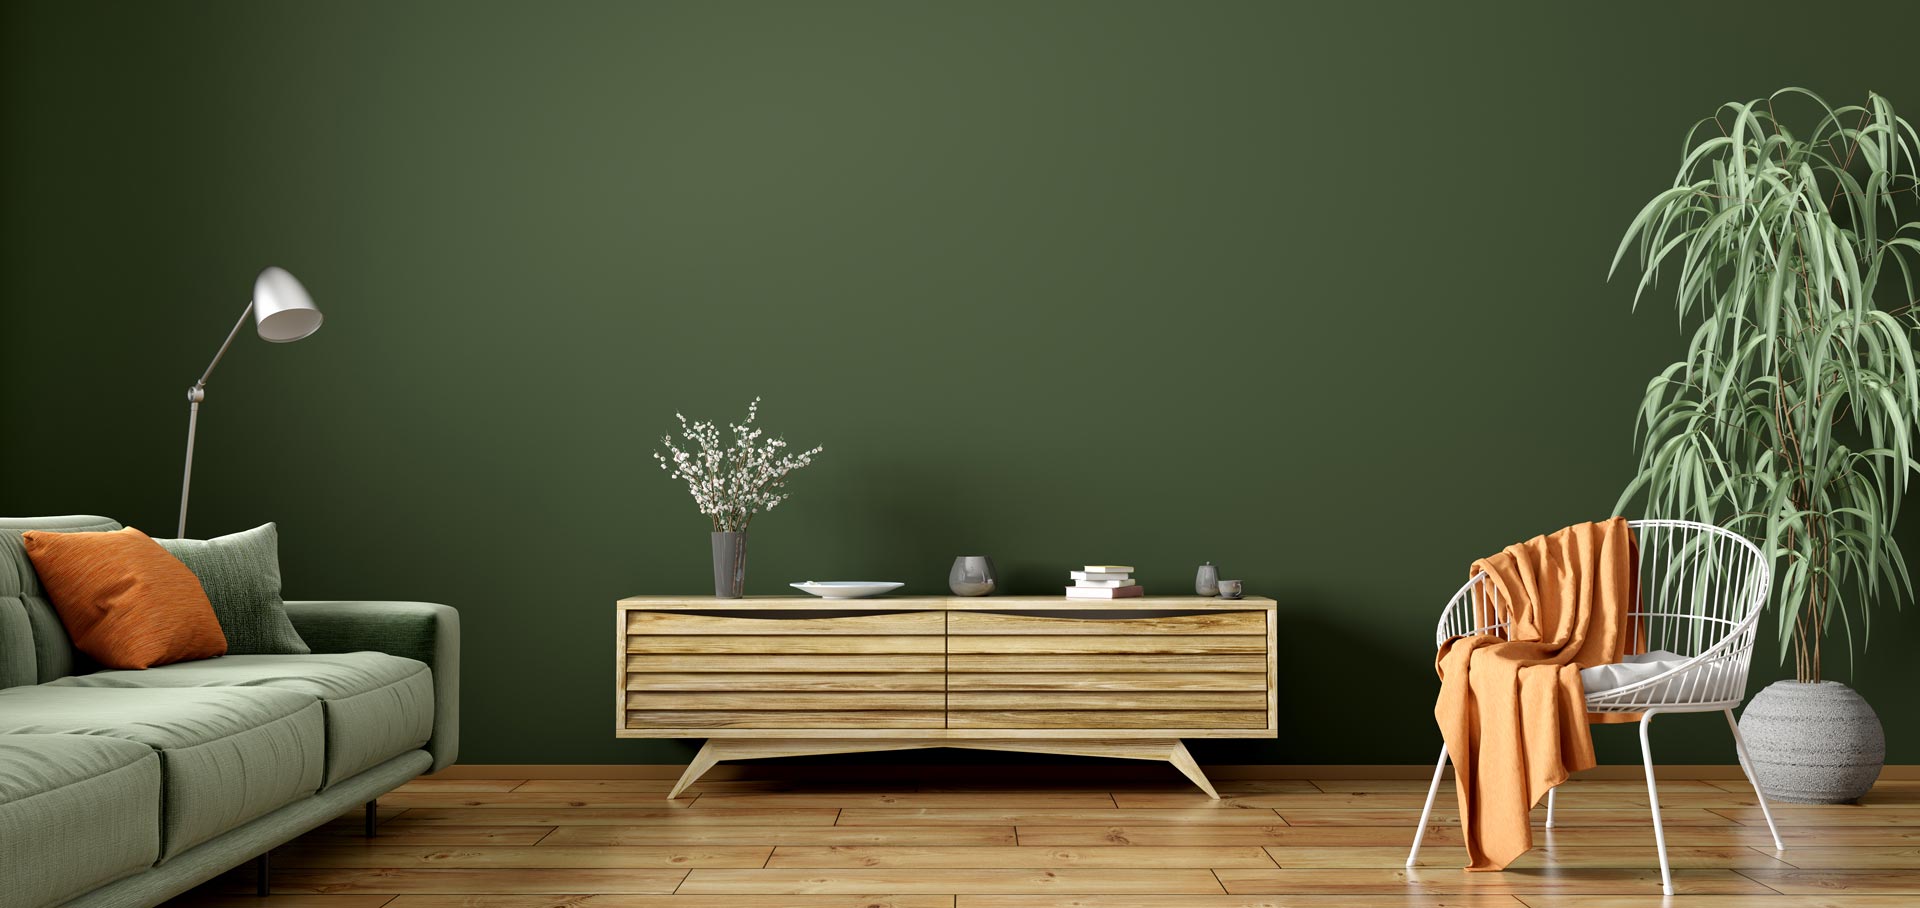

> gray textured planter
[1739,680,1884,804]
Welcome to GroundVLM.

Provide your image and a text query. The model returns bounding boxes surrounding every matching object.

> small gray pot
[1195,562,1219,597]
[949,555,997,596]
[711,531,747,599]
[1739,680,1884,803]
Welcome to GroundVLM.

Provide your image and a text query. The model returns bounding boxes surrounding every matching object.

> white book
[1065,585,1144,599]
[1083,564,1135,573]
[1069,570,1133,581]
[1074,578,1135,588]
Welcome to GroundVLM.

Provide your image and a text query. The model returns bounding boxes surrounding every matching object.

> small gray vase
[1739,680,1884,803]
[711,531,747,599]
[949,556,997,596]
[1195,562,1219,597]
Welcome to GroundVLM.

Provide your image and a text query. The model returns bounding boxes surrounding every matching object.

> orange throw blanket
[1434,517,1638,870]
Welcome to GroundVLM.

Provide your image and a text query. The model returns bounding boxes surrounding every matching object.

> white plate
[790,581,905,599]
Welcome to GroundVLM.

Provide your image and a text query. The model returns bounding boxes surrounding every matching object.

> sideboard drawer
[622,609,947,731]
[945,635,1264,655]
[626,709,945,729]
[944,654,1267,672]
[626,691,945,729]
[625,654,945,673]
[625,611,943,656]
[626,610,944,636]
[947,692,1266,710]
[627,635,944,655]
[947,710,1270,729]
[947,611,1265,635]
[946,610,1272,731]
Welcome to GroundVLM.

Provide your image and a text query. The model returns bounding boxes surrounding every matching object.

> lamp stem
[177,301,254,539]
[178,392,201,539]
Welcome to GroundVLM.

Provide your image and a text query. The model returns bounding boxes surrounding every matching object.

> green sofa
[0,516,459,908]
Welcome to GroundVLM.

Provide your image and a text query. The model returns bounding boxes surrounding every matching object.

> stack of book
[1066,564,1143,599]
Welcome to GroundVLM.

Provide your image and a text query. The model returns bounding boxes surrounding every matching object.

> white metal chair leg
[1640,711,1673,896]
[1545,785,1556,828]
[1725,708,1785,850]
[1406,743,1449,867]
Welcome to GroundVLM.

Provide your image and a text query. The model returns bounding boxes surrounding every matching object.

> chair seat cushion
[0,686,322,860]
[0,734,161,908]
[50,652,433,788]
[1581,649,1690,699]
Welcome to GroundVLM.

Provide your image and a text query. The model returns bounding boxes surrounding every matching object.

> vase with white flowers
[654,398,824,598]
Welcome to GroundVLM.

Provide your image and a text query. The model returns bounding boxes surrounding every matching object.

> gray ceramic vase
[1195,562,1219,597]
[1738,680,1884,803]
[712,531,747,599]
[949,556,997,596]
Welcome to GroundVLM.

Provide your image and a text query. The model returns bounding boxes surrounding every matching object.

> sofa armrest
[284,600,460,772]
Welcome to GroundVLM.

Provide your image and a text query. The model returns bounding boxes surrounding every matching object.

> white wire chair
[1404,519,1785,895]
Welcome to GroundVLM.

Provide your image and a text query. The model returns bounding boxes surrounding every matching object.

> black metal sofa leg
[254,799,376,897]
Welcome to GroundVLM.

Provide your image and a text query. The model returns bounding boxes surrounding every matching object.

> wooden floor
[164,772,1920,908]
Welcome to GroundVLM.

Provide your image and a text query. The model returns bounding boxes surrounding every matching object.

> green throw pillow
[156,523,309,655]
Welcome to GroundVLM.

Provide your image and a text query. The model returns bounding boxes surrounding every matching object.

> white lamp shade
[252,266,323,342]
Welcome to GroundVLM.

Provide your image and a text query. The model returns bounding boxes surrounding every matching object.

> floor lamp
[177,266,324,538]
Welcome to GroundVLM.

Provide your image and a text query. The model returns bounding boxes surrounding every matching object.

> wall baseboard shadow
[427,763,1920,781]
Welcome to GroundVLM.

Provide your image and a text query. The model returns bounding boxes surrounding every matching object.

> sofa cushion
[51,653,433,788]
[0,516,122,687]
[21,527,228,669]
[155,523,310,656]
[0,685,323,860]
[0,733,161,908]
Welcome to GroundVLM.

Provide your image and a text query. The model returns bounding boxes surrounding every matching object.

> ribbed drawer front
[627,611,943,635]
[627,671,944,691]
[624,610,945,730]
[947,611,1266,635]
[626,710,945,729]
[945,610,1271,730]
[946,710,1270,729]
[944,654,1267,673]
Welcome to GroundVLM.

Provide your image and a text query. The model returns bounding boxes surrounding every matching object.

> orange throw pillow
[22,527,228,669]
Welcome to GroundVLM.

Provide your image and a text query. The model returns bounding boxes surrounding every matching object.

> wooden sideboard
[615,595,1278,798]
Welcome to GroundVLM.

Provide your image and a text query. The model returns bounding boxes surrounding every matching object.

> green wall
[5,0,1919,766]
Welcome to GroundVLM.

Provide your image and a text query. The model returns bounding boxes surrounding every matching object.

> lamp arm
[194,301,256,392]
[178,300,255,538]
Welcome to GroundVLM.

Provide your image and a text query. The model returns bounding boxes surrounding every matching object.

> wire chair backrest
[1432,519,1771,709]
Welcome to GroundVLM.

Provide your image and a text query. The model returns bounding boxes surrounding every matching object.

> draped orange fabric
[1433,517,1638,871]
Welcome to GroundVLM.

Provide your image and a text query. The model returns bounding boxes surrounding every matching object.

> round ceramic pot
[1739,680,1884,803]
[948,556,997,596]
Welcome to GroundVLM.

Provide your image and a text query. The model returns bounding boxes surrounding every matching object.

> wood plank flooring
[164,774,1920,907]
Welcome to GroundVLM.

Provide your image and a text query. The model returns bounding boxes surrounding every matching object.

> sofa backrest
[0,516,121,688]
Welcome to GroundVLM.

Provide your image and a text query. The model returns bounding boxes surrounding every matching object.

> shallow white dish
[790,581,905,599]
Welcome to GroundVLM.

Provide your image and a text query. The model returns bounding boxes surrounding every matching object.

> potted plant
[1612,89,1920,802]
[654,398,822,598]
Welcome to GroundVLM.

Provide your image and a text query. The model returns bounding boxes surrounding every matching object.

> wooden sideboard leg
[668,739,946,799]
[1166,739,1221,800]
[941,738,1222,800]
[668,740,724,799]
[665,737,1221,800]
